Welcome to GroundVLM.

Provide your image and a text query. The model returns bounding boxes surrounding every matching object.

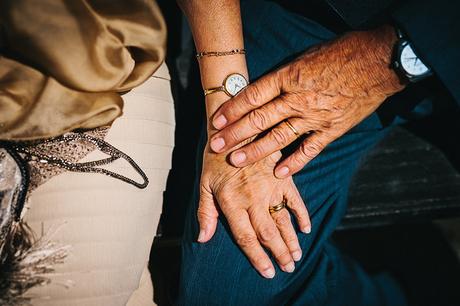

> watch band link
[204,86,226,96]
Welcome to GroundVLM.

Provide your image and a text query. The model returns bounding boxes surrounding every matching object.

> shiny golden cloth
[0,0,166,140]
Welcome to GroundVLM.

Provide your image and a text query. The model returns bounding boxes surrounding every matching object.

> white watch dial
[224,73,248,96]
[400,43,430,76]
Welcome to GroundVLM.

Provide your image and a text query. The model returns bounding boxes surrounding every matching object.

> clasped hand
[209,26,405,177]
[198,25,405,280]
[198,141,311,278]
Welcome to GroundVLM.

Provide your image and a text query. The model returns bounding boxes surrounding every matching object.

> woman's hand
[208,25,406,178]
[197,143,311,278]
[178,0,312,280]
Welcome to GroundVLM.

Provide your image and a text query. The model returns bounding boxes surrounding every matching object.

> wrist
[198,56,248,92]
[341,25,406,99]
[199,58,249,133]
[205,93,230,134]
[205,94,254,151]
[363,25,407,95]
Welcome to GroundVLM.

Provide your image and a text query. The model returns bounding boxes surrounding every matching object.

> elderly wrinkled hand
[197,142,311,278]
[209,25,406,178]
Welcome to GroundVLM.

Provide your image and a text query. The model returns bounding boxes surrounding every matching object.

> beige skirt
[23,63,175,306]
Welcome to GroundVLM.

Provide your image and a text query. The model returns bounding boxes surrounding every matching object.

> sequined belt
[1,127,149,226]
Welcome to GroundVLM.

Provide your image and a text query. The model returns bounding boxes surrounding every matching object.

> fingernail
[275,166,290,178]
[210,137,225,152]
[302,225,311,234]
[262,268,276,279]
[283,262,295,273]
[197,229,206,242]
[213,115,227,129]
[231,151,247,165]
[292,250,302,262]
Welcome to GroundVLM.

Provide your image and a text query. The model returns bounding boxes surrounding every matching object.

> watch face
[400,43,430,76]
[224,73,248,96]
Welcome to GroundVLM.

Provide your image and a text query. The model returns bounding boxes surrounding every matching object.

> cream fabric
[23,63,174,306]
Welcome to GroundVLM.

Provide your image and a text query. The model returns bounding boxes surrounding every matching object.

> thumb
[197,185,219,243]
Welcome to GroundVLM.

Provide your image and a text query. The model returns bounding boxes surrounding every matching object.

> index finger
[212,72,281,130]
[225,208,276,279]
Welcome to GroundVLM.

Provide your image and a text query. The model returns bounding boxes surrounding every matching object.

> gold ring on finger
[269,199,287,214]
[284,119,300,137]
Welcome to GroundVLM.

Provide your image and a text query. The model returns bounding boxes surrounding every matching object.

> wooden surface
[343,126,460,229]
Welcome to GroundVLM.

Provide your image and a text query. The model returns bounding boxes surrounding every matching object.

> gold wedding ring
[269,199,287,214]
[284,119,300,137]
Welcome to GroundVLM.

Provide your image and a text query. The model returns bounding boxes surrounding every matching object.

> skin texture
[199,144,310,277]
[210,25,407,178]
[177,0,309,279]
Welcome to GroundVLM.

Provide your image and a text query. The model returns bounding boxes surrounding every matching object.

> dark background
[152,2,460,305]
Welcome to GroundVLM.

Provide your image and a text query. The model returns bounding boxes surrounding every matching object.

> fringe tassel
[0,221,69,306]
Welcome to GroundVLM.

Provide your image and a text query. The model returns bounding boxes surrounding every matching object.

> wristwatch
[204,73,248,97]
[393,28,432,82]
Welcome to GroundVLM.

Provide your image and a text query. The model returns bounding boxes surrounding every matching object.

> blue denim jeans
[178,1,408,305]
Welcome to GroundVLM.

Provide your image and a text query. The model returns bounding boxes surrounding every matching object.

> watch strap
[204,86,226,96]
[395,26,404,40]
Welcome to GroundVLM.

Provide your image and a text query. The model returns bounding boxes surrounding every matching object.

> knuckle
[292,203,307,217]
[218,189,232,204]
[248,109,268,132]
[293,148,308,165]
[226,126,242,143]
[217,192,237,213]
[286,236,299,246]
[300,140,323,160]
[270,127,290,146]
[268,71,282,90]
[275,249,292,263]
[220,104,235,120]
[248,142,266,160]
[287,196,302,210]
[197,206,214,220]
[320,120,332,129]
[289,62,302,86]
[235,233,258,248]
[243,86,263,108]
[258,225,278,243]
[277,96,301,116]
[252,256,270,270]
[274,214,291,228]
[274,99,291,116]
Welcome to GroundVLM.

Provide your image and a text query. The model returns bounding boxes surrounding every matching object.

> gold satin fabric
[0,0,166,140]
